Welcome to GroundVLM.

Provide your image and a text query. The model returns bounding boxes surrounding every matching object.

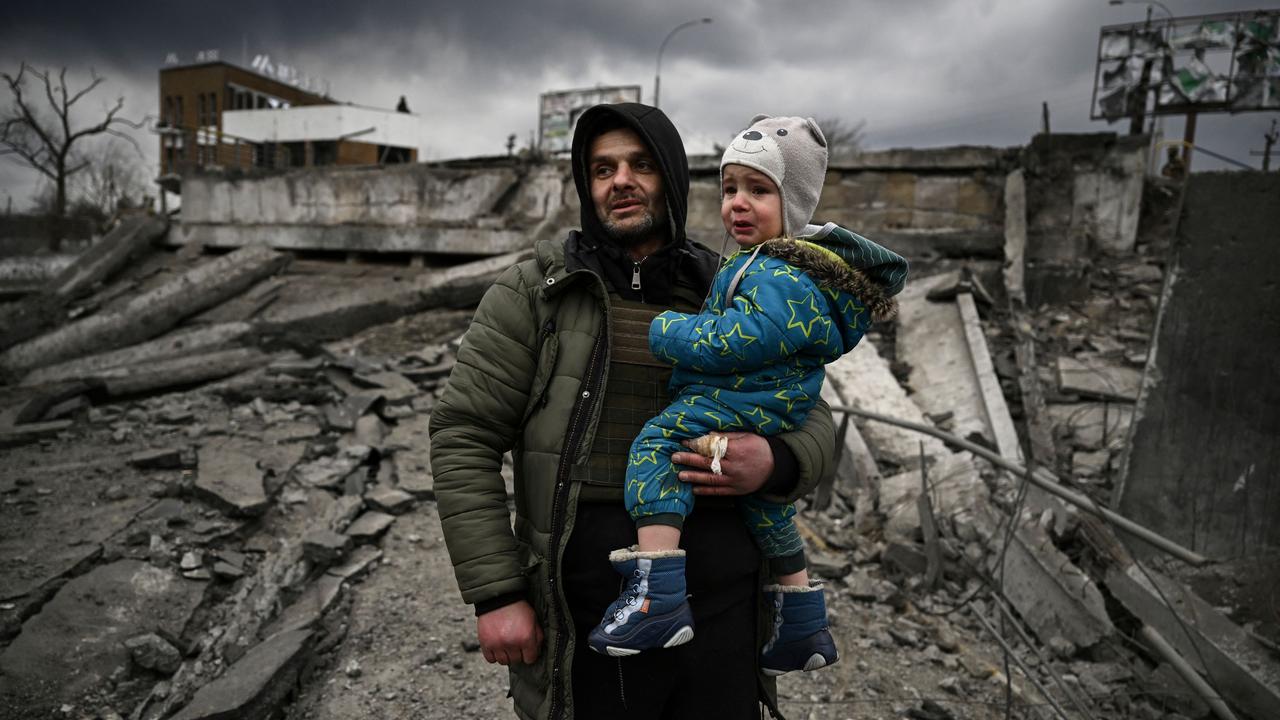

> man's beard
[599,199,667,246]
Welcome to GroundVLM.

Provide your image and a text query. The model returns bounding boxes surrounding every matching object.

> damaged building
[0,128,1277,720]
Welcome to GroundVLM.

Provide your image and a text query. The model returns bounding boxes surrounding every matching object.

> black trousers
[563,501,763,719]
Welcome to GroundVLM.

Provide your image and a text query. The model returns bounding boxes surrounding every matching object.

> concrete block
[169,629,313,720]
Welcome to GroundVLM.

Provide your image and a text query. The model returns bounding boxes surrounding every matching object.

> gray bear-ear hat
[720,115,828,236]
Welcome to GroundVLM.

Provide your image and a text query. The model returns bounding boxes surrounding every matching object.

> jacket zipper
[546,309,608,719]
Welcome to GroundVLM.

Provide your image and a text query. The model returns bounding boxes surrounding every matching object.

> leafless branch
[1,62,144,220]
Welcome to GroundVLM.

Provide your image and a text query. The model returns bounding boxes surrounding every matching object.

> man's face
[588,128,667,246]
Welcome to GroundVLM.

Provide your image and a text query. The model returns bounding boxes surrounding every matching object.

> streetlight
[654,18,712,109]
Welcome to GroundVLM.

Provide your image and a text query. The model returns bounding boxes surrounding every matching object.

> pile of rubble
[0,202,1276,720]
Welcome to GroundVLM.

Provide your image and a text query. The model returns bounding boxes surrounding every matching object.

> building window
[175,96,184,127]
[164,97,174,126]
[197,94,206,127]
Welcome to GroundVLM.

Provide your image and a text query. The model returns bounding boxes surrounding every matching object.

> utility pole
[1250,119,1279,172]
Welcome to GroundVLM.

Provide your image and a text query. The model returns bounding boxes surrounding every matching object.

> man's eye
[594,166,613,178]
[635,160,654,172]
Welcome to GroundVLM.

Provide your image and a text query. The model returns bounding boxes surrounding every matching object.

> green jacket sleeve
[772,397,835,504]
[429,263,540,607]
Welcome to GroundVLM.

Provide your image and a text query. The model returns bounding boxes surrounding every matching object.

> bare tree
[1,63,144,225]
[76,138,147,218]
[813,116,866,163]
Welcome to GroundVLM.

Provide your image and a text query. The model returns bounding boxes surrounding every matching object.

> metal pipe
[828,405,1210,566]
[1139,625,1240,720]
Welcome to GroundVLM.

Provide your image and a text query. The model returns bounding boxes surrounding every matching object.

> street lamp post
[654,18,712,109]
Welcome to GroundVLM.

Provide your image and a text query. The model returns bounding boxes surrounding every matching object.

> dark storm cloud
[2,1,1276,207]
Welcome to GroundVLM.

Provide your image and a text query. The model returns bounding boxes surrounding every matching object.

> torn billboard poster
[538,85,643,154]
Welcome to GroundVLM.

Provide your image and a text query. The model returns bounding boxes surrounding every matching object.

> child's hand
[674,433,774,496]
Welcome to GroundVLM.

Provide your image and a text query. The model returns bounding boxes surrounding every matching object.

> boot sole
[762,652,838,676]
[602,625,694,657]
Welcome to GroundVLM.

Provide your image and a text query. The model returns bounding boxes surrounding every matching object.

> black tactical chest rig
[576,292,703,490]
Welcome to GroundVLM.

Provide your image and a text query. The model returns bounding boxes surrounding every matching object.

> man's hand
[476,600,543,665]
[673,432,774,496]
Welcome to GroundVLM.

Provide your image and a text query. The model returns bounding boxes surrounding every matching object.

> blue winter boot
[587,547,695,657]
[760,584,839,675]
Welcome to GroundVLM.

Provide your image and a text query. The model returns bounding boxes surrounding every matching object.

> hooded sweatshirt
[565,103,719,305]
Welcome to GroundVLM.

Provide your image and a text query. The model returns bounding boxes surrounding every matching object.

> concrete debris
[364,487,414,515]
[194,438,269,517]
[266,575,345,635]
[0,560,203,703]
[345,511,396,543]
[0,146,1272,720]
[168,629,313,720]
[302,529,353,566]
[327,545,382,581]
[126,633,184,674]
[0,244,288,376]
[1056,355,1142,401]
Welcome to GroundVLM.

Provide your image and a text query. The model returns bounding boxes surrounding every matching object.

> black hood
[570,103,689,248]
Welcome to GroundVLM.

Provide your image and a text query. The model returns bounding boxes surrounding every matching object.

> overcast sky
[2,0,1276,210]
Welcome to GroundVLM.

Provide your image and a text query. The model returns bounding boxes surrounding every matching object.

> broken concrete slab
[101,347,272,397]
[327,545,382,581]
[879,453,992,543]
[0,244,288,375]
[1044,402,1133,452]
[997,522,1114,651]
[129,447,188,469]
[895,271,992,446]
[819,380,881,526]
[345,511,396,543]
[384,413,433,497]
[267,575,346,636]
[51,215,169,299]
[255,250,528,342]
[21,322,255,387]
[352,370,419,404]
[353,414,387,447]
[826,341,949,470]
[1107,562,1280,720]
[364,487,414,515]
[0,419,72,448]
[1056,355,1141,402]
[169,629,314,720]
[195,438,268,517]
[0,560,204,705]
[302,529,352,566]
[295,454,363,491]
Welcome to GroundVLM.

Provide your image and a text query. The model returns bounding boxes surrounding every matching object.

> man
[429,103,835,719]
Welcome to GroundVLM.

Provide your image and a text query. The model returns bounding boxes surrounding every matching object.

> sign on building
[1092,9,1280,121]
[538,85,642,153]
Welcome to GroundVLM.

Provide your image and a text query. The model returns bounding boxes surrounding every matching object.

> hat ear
[804,118,827,147]
[750,114,771,124]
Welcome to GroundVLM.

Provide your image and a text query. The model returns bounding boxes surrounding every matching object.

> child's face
[721,164,783,248]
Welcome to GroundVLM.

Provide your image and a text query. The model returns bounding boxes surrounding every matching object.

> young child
[588,115,909,674]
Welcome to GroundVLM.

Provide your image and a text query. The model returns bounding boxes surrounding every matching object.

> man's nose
[613,163,636,189]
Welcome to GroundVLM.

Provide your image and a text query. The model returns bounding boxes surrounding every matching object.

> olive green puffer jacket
[429,235,836,719]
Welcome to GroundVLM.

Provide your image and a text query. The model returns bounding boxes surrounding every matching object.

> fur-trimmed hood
[757,237,900,323]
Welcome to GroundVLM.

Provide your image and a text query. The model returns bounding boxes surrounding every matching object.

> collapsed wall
[1118,171,1280,559]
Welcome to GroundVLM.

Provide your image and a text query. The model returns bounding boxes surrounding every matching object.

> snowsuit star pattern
[625,237,882,561]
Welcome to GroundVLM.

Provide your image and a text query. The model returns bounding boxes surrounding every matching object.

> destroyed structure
[0,133,1277,720]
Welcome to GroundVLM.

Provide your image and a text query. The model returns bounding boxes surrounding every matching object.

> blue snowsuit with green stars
[625,223,908,566]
